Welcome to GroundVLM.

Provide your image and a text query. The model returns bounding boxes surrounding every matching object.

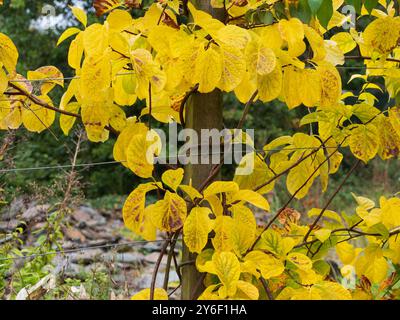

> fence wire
[0,145,342,174]
[0,239,178,262]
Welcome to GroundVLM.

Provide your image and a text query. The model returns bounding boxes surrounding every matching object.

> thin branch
[150,239,170,300]
[248,140,345,252]
[179,84,199,126]
[8,83,119,135]
[237,90,258,130]
[252,141,330,193]
[190,273,206,300]
[260,277,274,300]
[303,159,361,243]
[163,232,180,291]
[9,83,80,118]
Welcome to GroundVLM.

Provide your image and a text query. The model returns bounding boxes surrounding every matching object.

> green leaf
[346,0,362,14]
[308,0,323,14]
[317,0,333,29]
[313,260,331,277]
[257,11,273,25]
[292,0,312,24]
[364,0,379,14]
[367,223,389,239]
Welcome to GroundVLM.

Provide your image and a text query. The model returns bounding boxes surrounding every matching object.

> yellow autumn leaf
[80,54,111,100]
[126,129,161,178]
[388,107,400,138]
[187,2,224,37]
[355,246,389,284]
[0,68,7,95]
[260,24,283,50]
[230,205,256,255]
[0,99,22,130]
[150,191,187,232]
[122,182,159,235]
[318,63,342,107]
[363,16,400,54]
[256,229,295,257]
[351,193,375,210]
[29,66,64,95]
[298,68,321,107]
[216,25,250,50]
[108,104,126,132]
[68,32,84,70]
[314,228,332,242]
[140,205,158,241]
[70,6,87,27]
[297,268,322,286]
[179,184,203,202]
[113,73,137,106]
[107,9,134,32]
[212,216,235,252]
[312,281,352,300]
[307,208,342,224]
[349,123,379,163]
[380,196,400,229]
[218,44,246,92]
[234,280,259,300]
[22,96,56,133]
[278,18,306,57]
[244,251,285,279]
[286,156,316,199]
[230,190,270,211]
[203,194,222,217]
[257,62,282,103]
[81,98,110,142]
[57,27,81,46]
[336,242,357,265]
[113,119,146,167]
[162,168,184,191]
[82,23,109,56]
[330,32,357,53]
[287,252,313,270]
[60,102,80,135]
[203,181,239,198]
[198,284,221,300]
[183,207,213,254]
[0,33,18,73]
[245,38,276,76]
[388,237,400,264]
[283,65,302,109]
[196,248,214,273]
[234,71,257,103]
[131,288,168,300]
[375,115,400,159]
[208,251,241,298]
[193,44,222,93]
[277,282,351,300]
[304,25,326,61]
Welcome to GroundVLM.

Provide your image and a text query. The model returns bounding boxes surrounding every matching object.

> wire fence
[0,239,177,262]
[0,145,342,174]
[0,231,377,263]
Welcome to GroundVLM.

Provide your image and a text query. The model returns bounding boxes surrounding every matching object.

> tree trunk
[181,1,226,300]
